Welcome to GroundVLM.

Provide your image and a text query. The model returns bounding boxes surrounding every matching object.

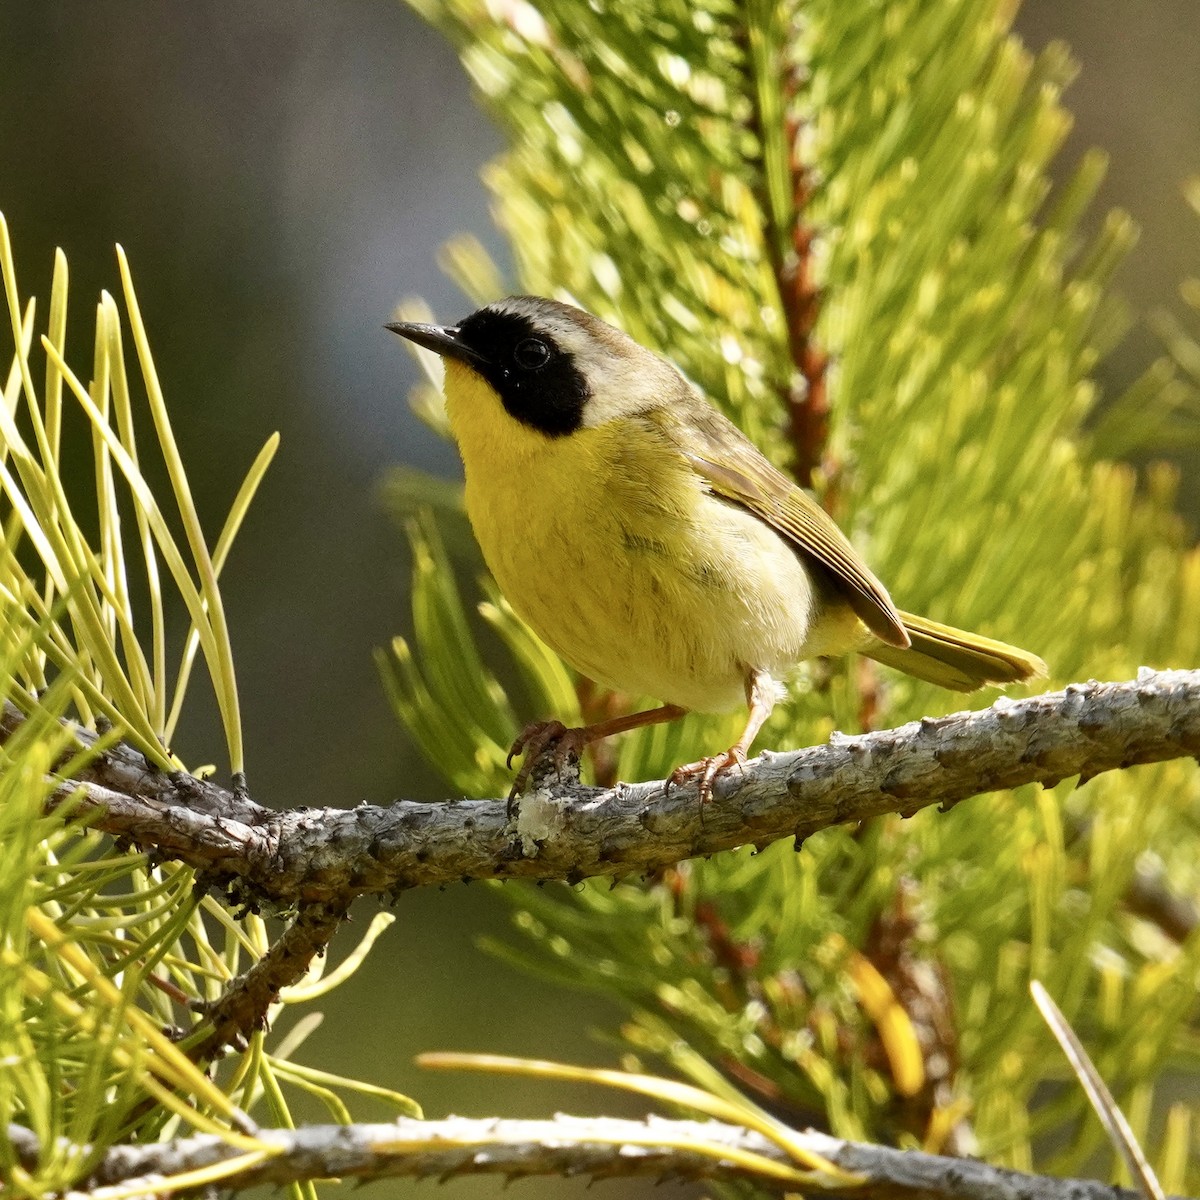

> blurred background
[1,2,1197,1195]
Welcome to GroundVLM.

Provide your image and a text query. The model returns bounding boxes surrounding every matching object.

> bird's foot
[506,719,589,813]
[666,745,748,805]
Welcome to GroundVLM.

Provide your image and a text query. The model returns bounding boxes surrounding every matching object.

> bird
[388,296,1045,803]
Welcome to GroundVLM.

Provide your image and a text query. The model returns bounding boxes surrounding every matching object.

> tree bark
[7,669,1195,906]
[7,1116,1184,1199]
[6,668,1197,1053]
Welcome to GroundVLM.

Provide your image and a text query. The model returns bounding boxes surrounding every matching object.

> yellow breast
[443,361,834,712]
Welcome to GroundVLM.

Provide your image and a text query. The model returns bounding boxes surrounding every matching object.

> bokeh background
[1,3,1197,1195]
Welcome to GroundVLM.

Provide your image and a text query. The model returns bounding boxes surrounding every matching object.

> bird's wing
[668,404,909,648]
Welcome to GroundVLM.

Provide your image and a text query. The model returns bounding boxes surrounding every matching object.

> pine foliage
[387,0,1200,1187]
[0,224,416,1198]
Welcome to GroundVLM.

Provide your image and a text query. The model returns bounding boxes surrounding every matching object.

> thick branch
[9,1116,1179,1199]
[14,670,1197,906]
[7,670,1198,1065]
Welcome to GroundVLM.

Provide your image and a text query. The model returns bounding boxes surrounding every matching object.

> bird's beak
[385,321,487,368]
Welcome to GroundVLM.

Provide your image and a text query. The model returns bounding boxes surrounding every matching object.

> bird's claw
[666,746,747,805]
[506,719,565,771]
[506,720,587,814]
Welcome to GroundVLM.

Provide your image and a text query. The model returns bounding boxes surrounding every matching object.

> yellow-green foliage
[388,0,1200,1186]
[0,226,417,1198]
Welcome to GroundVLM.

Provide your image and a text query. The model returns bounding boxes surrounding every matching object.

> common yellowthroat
[388,297,1045,801]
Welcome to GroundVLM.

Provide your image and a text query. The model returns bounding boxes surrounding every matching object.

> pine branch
[7,669,1197,1055]
[14,667,1195,902]
[7,1116,1185,1199]
[192,901,349,1058]
[741,3,830,485]
[11,670,1196,903]
[1125,863,1199,942]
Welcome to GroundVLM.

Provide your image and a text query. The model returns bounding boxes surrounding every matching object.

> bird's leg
[668,668,778,804]
[507,703,687,809]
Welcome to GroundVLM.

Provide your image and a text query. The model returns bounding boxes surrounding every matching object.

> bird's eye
[513,337,551,370]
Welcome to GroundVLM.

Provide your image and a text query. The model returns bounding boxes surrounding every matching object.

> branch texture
[8,1116,1179,1200]
[8,670,1197,1053]
[14,670,1198,904]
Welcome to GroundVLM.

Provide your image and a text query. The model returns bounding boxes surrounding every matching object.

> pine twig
[7,1116,1189,1199]
[1031,983,1166,1200]
[741,3,830,485]
[1125,863,1198,942]
[10,669,1196,905]
[191,901,349,1059]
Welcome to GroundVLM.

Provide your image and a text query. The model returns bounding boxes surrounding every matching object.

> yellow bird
[389,297,1045,801]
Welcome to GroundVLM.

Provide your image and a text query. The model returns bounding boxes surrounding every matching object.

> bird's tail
[863,611,1046,692]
